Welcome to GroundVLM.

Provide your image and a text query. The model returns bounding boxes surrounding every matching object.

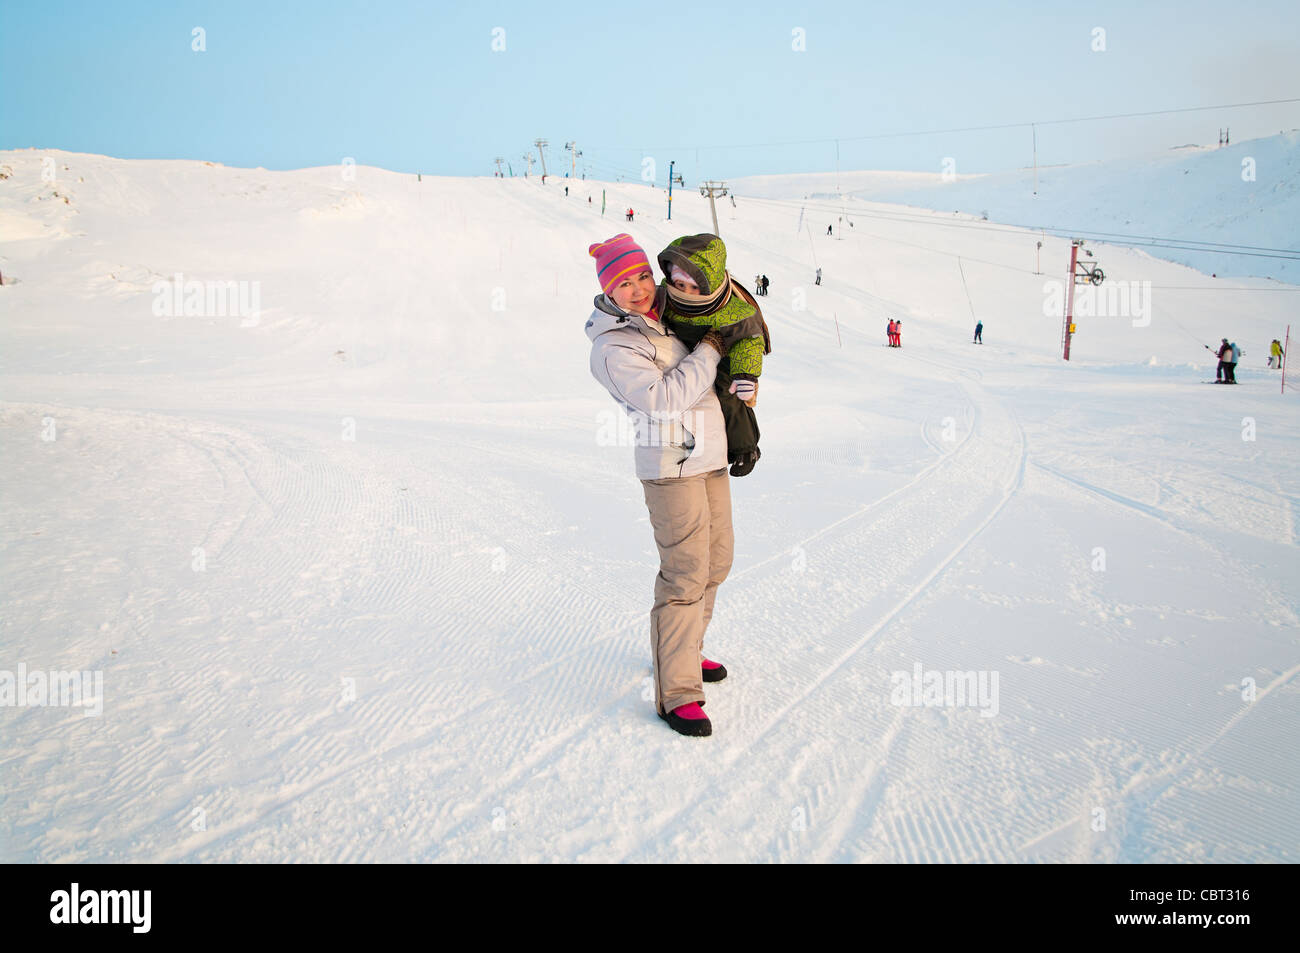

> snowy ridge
[733,132,1300,282]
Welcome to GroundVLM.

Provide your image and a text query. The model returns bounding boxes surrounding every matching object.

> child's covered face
[610,269,657,314]
[671,276,701,295]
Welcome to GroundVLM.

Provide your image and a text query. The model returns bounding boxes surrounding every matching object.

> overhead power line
[584,97,1300,154]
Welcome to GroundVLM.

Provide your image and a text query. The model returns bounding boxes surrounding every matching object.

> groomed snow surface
[1,142,1297,862]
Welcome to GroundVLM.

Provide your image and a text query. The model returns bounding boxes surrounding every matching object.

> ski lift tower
[699,181,728,236]
[1061,239,1104,361]
[564,141,582,178]
[534,139,549,182]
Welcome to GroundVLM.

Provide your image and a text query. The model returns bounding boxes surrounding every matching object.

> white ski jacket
[585,291,728,480]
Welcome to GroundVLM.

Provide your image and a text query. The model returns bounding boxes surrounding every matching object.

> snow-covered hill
[734,131,1300,282]
[1,148,1296,862]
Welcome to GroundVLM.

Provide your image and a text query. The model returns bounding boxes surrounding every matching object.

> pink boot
[659,701,711,737]
[702,657,728,683]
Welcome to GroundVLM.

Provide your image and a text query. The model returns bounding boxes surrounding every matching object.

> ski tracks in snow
[406,352,1032,862]
[255,355,1032,863]
[608,365,1029,861]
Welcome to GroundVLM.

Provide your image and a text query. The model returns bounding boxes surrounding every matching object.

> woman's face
[609,269,657,314]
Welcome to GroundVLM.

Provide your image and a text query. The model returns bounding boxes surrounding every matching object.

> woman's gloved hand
[699,330,725,355]
[729,378,757,407]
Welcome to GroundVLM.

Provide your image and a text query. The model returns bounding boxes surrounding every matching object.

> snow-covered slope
[1,149,1296,862]
[734,132,1300,282]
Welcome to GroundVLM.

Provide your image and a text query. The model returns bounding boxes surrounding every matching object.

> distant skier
[1269,339,1284,368]
[895,320,903,348]
[760,275,769,296]
[565,186,569,196]
[754,274,762,295]
[974,320,983,344]
[887,319,897,348]
[1215,338,1231,382]
[1227,341,1241,383]
[626,208,635,221]
[815,267,822,286]
[826,225,833,236]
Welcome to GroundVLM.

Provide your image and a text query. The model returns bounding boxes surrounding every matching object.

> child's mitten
[729,447,760,477]
[728,379,757,406]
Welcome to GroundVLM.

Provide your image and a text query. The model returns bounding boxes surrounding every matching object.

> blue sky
[3,0,1297,182]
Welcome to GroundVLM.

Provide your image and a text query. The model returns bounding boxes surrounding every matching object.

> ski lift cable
[579,156,664,182]
[803,223,1300,293]
[739,193,1300,255]
[844,226,1041,275]
[737,194,1300,260]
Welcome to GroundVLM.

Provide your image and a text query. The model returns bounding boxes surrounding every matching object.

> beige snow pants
[639,466,734,716]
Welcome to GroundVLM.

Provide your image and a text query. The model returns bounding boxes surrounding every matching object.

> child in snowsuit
[656,233,771,477]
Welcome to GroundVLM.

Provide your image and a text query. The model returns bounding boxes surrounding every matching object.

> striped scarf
[665,271,732,316]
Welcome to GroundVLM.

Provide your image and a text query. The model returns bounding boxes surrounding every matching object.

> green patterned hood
[655,235,770,380]
[657,234,728,295]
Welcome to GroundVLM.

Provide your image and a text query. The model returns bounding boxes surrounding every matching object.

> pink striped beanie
[588,233,653,294]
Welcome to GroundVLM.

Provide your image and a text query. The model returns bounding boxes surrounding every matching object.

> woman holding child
[583,232,769,738]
